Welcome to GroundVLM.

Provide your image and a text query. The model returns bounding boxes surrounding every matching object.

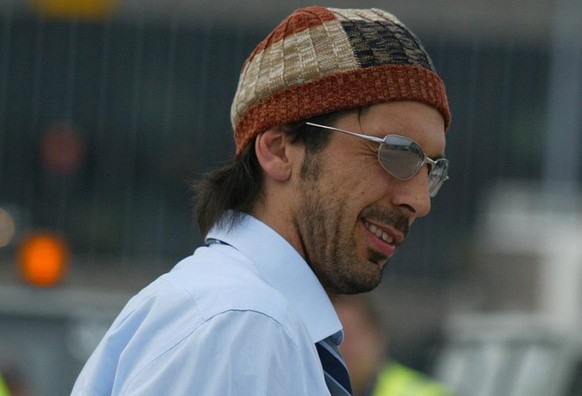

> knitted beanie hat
[231,6,450,155]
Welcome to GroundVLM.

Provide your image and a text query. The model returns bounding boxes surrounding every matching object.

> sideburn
[299,149,321,183]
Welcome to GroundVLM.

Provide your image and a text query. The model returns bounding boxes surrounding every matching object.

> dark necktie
[316,336,353,396]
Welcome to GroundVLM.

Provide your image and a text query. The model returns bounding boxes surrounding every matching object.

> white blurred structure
[480,180,582,321]
[435,181,582,396]
[434,0,582,390]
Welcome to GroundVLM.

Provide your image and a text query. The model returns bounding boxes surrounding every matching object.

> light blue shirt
[72,213,342,395]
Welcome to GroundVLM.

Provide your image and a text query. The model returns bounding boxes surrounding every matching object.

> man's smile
[362,218,405,259]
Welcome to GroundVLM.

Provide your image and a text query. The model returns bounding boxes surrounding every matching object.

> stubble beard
[293,189,386,295]
[294,153,385,295]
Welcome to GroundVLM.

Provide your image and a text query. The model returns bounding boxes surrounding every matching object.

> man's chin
[336,271,383,295]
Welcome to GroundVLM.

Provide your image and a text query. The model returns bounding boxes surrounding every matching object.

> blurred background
[0,0,581,395]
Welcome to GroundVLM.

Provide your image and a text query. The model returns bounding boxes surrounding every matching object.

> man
[72,6,450,395]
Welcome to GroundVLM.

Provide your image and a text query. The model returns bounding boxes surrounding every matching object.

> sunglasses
[305,122,449,198]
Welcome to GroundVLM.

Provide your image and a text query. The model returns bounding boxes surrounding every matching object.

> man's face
[291,101,446,295]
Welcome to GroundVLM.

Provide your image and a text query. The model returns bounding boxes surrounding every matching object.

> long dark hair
[193,109,360,237]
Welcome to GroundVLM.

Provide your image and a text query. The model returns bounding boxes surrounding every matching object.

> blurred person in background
[72,5,451,395]
[0,365,27,396]
[0,374,7,396]
[335,295,455,396]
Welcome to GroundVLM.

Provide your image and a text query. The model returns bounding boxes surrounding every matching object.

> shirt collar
[205,212,343,344]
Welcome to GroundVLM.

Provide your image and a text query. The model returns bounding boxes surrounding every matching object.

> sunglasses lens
[378,136,449,197]
[377,136,424,179]
[428,159,449,197]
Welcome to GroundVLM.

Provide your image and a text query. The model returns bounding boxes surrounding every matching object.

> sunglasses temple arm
[305,122,384,144]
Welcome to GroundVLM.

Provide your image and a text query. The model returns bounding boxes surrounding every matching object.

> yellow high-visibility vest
[0,373,9,396]
[372,362,454,396]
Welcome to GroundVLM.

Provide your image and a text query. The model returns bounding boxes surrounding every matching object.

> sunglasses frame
[305,121,449,197]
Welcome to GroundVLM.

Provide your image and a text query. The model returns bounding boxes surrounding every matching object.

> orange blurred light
[30,0,116,21]
[18,233,68,287]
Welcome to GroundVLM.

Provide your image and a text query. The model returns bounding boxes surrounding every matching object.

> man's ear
[255,126,293,182]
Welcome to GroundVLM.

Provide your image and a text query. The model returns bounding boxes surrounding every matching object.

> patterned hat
[231,6,450,155]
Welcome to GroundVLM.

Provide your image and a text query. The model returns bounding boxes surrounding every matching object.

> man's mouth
[361,217,406,259]
[364,221,394,244]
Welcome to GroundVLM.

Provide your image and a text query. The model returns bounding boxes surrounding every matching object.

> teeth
[366,223,394,244]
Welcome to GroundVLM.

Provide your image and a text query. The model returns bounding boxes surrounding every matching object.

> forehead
[337,102,447,155]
